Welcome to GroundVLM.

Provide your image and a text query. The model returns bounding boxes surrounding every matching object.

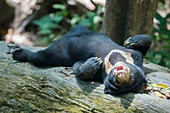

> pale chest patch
[104,49,134,74]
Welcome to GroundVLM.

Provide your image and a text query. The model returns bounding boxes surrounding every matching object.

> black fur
[9,25,151,95]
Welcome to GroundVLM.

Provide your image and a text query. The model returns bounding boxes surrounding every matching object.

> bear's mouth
[113,62,130,83]
[114,65,126,78]
[114,65,125,78]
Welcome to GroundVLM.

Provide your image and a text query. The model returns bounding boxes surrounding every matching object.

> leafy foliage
[33,4,103,45]
[33,4,68,44]
[70,6,103,32]
[146,12,170,68]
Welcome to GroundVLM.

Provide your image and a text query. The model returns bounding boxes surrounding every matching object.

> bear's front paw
[12,49,28,62]
[74,57,102,80]
[124,37,140,48]
[79,57,102,75]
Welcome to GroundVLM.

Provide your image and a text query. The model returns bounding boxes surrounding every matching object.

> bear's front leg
[73,57,102,80]
[124,34,152,56]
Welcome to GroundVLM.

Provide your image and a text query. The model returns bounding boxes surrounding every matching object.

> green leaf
[87,12,95,18]
[52,4,66,10]
[33,15,52,25]
[155,12,164,23]
[80,19,91,26]
[71,16,81,25]
[93,16,102,24]
[153,54,162,64]
[38,29,52,35]
[52,12,64,23]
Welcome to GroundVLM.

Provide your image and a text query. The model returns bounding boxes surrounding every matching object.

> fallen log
[0,41,170,112]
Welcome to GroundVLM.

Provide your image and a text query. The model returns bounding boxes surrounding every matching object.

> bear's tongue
[116,66,123,71]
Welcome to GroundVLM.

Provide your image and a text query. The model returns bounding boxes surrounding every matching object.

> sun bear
[8,25,152,95]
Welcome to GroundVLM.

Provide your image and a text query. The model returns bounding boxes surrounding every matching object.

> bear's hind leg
[73,57,102,80]
[8,45,66,67]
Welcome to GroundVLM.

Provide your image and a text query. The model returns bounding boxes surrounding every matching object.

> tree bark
[0,41,170,112]
[101,0,159,45]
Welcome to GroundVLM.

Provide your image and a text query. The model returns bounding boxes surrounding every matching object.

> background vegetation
[146,1,170,68]
[33,4,103,45]
[147,11,170,68]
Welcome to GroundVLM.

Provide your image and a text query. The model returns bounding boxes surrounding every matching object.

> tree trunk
[101,0,159,45]
[0,41,170,112]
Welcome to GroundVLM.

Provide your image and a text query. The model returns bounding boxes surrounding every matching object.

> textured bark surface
[0,41,170,112]
[101,0,159,45]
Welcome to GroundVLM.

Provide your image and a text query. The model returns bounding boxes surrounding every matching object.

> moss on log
[0,41,170,113]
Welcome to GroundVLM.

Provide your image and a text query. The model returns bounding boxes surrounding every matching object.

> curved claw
[7,44,20,54]
[124,37,138,46]
[73,57,102,80]
[80,57,102,75]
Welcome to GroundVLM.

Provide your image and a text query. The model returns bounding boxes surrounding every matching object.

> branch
[0,41,170,112]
